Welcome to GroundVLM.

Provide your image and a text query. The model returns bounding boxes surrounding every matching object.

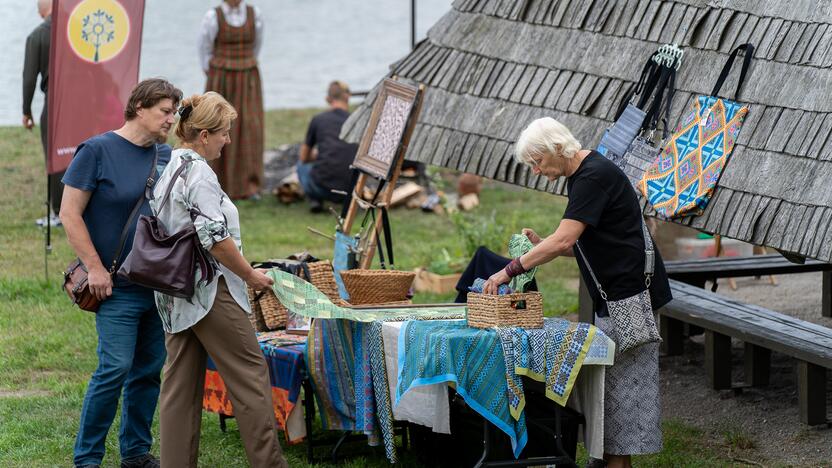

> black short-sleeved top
[563,151,672,316]
[304,108,358,193]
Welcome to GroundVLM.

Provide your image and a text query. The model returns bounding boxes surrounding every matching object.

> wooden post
[341,173,368,235]
[743,343,770,387]
[823,271,832,318]
[705,330,732,390]
[660,315,684,356]
[797,361,826,425]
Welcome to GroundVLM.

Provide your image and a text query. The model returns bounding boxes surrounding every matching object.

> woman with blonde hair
[153,91,288,468]
[483,117,672,468]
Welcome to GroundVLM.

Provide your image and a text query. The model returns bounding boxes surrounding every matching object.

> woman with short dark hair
[61,78,182,468]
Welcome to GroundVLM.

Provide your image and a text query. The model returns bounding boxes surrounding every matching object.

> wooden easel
[340,81,425,269]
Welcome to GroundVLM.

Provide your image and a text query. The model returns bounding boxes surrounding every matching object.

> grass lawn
[0,109,734,467]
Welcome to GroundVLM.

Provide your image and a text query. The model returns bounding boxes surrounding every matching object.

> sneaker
[121,453,160,468]
[35,214,62,227]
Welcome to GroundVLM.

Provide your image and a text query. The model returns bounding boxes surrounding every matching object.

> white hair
[514,117,581,165]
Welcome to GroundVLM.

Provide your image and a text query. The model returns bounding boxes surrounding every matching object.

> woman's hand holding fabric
[483,269,510,295]
[522,228,542,245]
[246,268,274,291]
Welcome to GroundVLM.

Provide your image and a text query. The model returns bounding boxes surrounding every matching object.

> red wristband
[504,257,526,278]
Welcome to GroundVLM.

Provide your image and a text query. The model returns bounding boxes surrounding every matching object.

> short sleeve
[304,116,318,147]
[185,164,230,251]
[563,178,610,228]
[61,142,100,191]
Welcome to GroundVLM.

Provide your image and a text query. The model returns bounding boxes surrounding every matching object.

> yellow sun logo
[67,0,130,63]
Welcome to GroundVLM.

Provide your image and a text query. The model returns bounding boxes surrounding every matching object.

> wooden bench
[661,279,832,425]
[665,254,832,317]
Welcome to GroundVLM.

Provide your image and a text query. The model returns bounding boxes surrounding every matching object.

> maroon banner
[47,0,145,174]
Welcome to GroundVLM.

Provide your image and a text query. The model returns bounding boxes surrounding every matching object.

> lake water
[0,0,451,126]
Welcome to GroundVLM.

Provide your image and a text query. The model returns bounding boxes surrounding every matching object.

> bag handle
[155,159,192,214]
[109,145,159,274]
[644,56,678,140]
[710,43,755,100]
[575,218,654,299]
[613,53,660,120]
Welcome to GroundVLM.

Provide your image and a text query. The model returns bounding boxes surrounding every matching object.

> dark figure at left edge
[23,0,63,227]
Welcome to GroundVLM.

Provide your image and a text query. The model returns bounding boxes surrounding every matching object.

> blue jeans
[73,285,166,466]
[297,162,341,203]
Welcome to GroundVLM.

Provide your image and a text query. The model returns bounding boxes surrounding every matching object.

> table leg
[303,379,315,463]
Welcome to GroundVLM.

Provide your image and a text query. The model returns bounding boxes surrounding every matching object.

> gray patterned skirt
[595,315,663,455]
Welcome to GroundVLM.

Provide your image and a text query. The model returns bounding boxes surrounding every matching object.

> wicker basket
[247,285,287,330]
[339,269,416,305]
[246,286,269,332]
[304,261,341,302]
[466,292,544,329]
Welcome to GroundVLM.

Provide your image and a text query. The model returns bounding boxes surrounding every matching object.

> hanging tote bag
[576,220,661,354]
[639,43,754,218]
[596,56,660,166]
[621,59,678,188]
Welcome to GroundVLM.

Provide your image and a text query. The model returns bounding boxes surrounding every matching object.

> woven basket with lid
[466,292,544,329]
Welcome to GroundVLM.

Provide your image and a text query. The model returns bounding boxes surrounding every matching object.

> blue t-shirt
[62,131,171,287]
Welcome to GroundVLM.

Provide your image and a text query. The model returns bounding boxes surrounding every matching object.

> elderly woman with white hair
[483,117,672,468]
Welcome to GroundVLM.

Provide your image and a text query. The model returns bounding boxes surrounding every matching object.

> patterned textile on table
[495,318,614,421]
[638,95,748,218]
[397,320,529,458]
[370,317,464,464]
[271,269,467,460]
[256,330,307,346]
[206,5,264,199]
[305,319,361,432]
[203,338,306,443]
[508,233,537,292]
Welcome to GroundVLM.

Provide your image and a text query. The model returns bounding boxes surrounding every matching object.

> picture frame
[352,79,420,180]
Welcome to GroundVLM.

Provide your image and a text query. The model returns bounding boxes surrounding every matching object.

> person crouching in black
[296,81,357,213]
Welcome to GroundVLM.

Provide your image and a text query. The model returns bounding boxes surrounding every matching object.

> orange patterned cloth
[203,340,306,443]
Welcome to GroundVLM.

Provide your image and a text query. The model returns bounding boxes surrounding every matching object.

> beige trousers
[159,277,288,468]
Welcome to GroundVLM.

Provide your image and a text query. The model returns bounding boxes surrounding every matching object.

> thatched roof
[342,0,832,262]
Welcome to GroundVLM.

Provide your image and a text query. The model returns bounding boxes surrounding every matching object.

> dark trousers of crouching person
[159,278,287,468]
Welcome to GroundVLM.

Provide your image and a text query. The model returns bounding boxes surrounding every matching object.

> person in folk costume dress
[484,118,673,468]
[199,0,264,200]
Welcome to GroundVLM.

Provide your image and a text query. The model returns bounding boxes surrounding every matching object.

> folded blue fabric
[469,277,513,295]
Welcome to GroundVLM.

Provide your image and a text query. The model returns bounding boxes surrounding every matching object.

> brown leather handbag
[117,159,216,298]
[63,146,160,312]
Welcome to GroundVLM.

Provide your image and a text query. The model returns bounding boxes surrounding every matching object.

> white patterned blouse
[151,148,251,334]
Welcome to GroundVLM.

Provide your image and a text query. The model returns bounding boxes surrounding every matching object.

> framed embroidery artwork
[352,79,421,180]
